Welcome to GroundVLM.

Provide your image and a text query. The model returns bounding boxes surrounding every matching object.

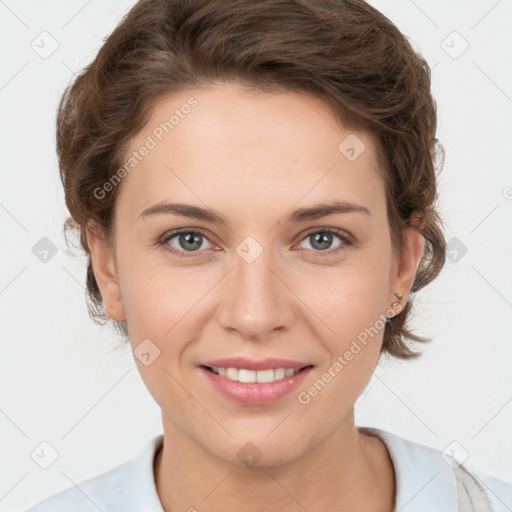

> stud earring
[386,291,403,323]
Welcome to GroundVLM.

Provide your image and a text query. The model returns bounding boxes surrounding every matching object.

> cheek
[116,246,199,338]
[295,274,388,428]
[118,262,199,416]
[296,256,389,347]
[290,258,389,414]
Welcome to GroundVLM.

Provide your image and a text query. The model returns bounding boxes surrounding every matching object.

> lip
[200,357,311,371]
[198,363,314,405]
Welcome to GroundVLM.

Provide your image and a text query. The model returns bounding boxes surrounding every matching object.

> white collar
[35,427,507,511]
[358,426,459,511]
[132,426,460,511]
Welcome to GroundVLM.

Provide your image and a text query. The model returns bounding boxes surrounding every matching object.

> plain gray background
[1,1,511,510]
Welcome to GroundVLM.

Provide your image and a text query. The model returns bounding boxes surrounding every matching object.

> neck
[153,409,396,512]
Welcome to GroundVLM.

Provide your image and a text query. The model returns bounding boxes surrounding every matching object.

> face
[88,82,423,466]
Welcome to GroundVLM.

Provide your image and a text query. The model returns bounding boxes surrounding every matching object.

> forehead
[117,82,385,224]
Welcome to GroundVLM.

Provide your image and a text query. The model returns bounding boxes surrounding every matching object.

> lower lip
[199,366,313,405]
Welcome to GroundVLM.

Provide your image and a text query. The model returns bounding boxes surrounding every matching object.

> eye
[297,228,352,256]
[158,228,215,258]
[157,227,353,259]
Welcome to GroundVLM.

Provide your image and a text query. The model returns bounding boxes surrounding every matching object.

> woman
[25,0,512,510]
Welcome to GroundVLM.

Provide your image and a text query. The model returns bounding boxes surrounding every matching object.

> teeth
[256,369,274,383]
[274,368,286,380]
[226,367,238,381]
[209,366,302,383]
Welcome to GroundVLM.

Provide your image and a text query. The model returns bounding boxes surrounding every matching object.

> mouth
[200,364,314,383]
[198,361,315,405]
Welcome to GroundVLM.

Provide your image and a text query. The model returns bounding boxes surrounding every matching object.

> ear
[86,223,126,322]
[390,212,425,302]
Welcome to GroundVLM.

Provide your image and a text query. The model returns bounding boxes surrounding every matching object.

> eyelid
[159,226,212,243]
[299,225,352,241]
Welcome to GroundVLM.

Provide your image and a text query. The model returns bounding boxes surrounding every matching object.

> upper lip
[200,357,313,371]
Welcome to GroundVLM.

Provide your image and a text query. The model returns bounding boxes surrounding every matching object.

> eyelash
[157,227,353,259]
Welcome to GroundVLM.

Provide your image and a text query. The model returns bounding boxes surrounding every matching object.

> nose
[216,245,295,341]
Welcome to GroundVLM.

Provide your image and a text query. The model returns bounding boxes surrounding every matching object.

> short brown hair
[57,0,446,360]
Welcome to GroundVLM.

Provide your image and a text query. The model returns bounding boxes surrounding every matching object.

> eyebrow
[138,200,371,225]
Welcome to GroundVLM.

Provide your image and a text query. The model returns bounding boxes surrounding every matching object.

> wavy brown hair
[57,0,446,360]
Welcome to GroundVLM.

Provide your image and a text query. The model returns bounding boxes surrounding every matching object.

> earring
[386,291,403,323]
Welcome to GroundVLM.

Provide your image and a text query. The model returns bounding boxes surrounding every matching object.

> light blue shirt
[24,427,512,512]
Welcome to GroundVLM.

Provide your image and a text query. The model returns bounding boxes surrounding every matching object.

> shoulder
[24,435,164,512]
[477,471,512,512]
[23,463,133,512]
[359,426,512,512]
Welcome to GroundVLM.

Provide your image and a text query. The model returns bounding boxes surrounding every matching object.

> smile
[199,363,314,405]
[203,366,304,383]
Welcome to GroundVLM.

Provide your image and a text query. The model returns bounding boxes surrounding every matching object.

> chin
[205,432,309,469]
